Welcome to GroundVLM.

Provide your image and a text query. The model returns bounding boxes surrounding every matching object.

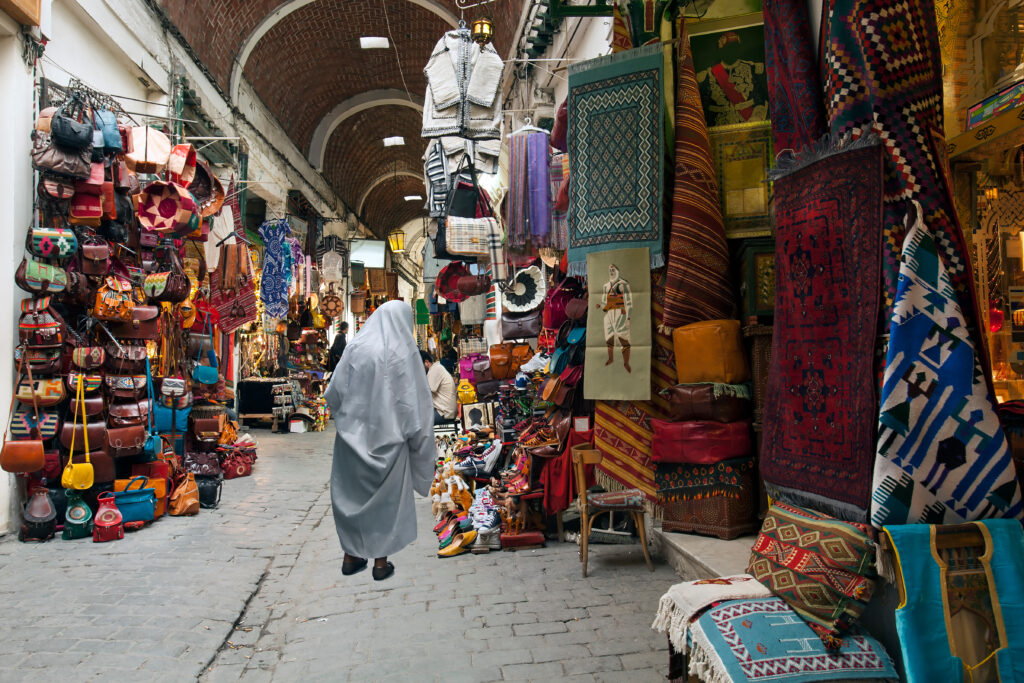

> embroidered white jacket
[422,28,504,140]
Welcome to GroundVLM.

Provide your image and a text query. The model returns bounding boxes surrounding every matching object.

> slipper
[372,562,395,581]
[341,557,368,576]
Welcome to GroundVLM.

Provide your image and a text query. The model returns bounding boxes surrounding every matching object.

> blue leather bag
[112,476,155,523]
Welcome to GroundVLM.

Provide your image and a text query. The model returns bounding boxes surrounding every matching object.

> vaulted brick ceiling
[154,0,525,237]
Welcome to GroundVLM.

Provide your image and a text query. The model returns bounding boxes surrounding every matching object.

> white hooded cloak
[323,301,435,558]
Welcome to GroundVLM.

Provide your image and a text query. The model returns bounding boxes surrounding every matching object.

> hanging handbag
[144,245,191,303]
[107,399,151,428]
[209,268,258,334]
[16,373,66,408]
[19,487,56,542]
[31,131,92,179]
[10,408,59,442]
[20,348,61,376]
[15,258,68,295]
[111,476,155,523]
[62,488,94,539]
[446,216,499,258]
[92,491,124,543]
[50,99,92,150]
[192,315,219,386]
[542,277,583,330]
[489,343,516,380]
[60,380,95,489]
[18,297,67,349]
[93,109,122,152]
[73,161,104,195]
[196,474,222,509]
[104,343,148,374]
[92,276,135,322]
[26,225,78,260]
[501,309,542,339]
[110,305,160,340]
[63,270,94,308]
[69,193,102,227]
[104,375,147,400]
[1,355,46,473]
[169,472,200,515]
[38,174,76,202]
[125,126,171,174]
[106,425,146,458]
[67,371,103,395]
[660,383,752,423]
[79,238,112,276]
[142,358,161,459]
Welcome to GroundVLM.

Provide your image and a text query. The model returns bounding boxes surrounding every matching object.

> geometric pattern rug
[872,202,1024,526]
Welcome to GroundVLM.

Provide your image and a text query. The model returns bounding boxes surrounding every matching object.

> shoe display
[437,530,477,558]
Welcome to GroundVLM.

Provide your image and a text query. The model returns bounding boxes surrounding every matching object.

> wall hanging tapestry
[687,598,898,682]
[662,19,735,330]
[761,138,884,521]
[549,153,569,250]
[871,203,1023,527]
[257,219,291,318]
[821,0,988,380]
[594,272,676,502]
[709,121,773,239]
[567,44,666,276]
[655,457,754,503]
[691,22,768,128]
[506,131,551,248]
[764,0,825,153]
[585,248,652,401]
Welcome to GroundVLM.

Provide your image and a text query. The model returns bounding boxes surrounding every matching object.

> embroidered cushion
[588,489,644,510]
[747,501,878,649]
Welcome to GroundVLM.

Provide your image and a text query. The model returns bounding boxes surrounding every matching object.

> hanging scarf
[258,219,292,318]
[506,131,551,247]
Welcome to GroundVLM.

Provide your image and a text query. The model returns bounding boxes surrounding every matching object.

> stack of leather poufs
[653,320,758,540]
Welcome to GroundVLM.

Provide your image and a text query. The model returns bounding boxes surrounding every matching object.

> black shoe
[372,561,395,581]
[341,557,367,575]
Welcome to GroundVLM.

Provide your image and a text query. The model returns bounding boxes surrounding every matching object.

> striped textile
[662,19,734,329]
[506,132,530,247]
[445,216,496,257]
[594,273,677,502]
[549,154,569,250]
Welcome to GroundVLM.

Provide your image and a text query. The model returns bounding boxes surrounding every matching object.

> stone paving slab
[0,429,681,681]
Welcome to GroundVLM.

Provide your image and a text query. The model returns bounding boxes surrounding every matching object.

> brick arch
[321,105,426,212]
[362,175,428,237]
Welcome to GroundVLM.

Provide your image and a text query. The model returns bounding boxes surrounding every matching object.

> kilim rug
[871,202,1023,527]
[567,44,665,277]
[662,18,734,330]
[594,271,675,503]
[652,575,773,654]
[820,0,989,380]
[761,138,884,521]
[764,0,825,154]
[655,457,754,503]
[687,598,898,683]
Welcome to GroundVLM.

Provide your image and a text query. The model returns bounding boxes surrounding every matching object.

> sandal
[372,562,395,581]
[341,557,368,576]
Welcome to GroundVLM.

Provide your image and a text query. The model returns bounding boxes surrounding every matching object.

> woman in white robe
[323,301,435,580]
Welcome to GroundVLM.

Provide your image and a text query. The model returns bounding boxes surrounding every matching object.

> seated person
[421,350,458,425]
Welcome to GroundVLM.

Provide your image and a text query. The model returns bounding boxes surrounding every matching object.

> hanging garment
[323,301,435,559]
[258,219,292,318]
[506,131,552,248]
[885,520,1024,683]
[422,28,504,140]
[872,203,1023,527]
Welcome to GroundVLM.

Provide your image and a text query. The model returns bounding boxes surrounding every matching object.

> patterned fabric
[549,153,569,250]
[594,272,676,501]
[506,131,551,248]
[764,0,825,153]
[656,457,754,503]
[748,502,878,649]
[588,488,643,510]
[872,205,1023,526]
[762,141,884,518]
[652,575,773,653]
[506,132,529,247]
[821,0,987,379]
[662,19,734,330]
[258,219,291,318]
[688,598,898,682]
[567,44,665,276]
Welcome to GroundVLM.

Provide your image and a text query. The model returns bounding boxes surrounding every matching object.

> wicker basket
[661,467,758,540]
[743,324,772,423]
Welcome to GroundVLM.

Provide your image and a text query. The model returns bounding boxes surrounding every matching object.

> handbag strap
[2,353,27,445]
[145,356,156,433]
[69,375,91,460]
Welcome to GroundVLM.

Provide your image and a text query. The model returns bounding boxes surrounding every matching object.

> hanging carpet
[567,43,666,276]
[764,0,825,153]
[871,202,1023,527]
[761,137,884,521]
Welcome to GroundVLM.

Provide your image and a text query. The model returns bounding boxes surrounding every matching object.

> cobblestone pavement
[0,429,680,682]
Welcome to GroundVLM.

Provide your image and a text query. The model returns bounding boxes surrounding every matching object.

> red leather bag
[649,419,752,464]
[542,277,583,330]
[221,452,253,479]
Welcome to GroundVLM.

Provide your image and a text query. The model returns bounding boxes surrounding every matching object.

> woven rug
[594,272,675,502]
[662,18,734,330]
[567,44,666,276]
[761,138,884,521]
[688,598,898,683]
[655,457,754,503]
[821,0,987,377]
[871,203,1023,527]
[765,0,825,153]
[652,575,773,653]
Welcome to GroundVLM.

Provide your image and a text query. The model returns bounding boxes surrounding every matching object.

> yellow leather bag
[61,381,94,490]
[672,319,750,384]
[457,379,477,405]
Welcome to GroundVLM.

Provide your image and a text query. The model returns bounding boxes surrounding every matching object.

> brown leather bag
[661,384,752,423]
[169,472,200,516]
[107,399,151,428]
[104,343,148,374]
[1,355,46,474]
[489,343,516,380]
[501,310,541,339]
[106,425,146,458]
[111,305,160,340]
[512,344,534,367]
[93,276,135,322]
[60,420,108,453]
[65,450,114,483]
[80,240,112,276]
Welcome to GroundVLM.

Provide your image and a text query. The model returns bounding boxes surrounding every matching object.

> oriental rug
[662,19,734,330]
[761,138,884,521]
[687,598,898,683]
[652,575,772,654]
[821,0,987,378]
[655,457,754,503]
[594,271,675,503]
[764,0,825,154]
[871,203,1023,527]
[567,44,665,276]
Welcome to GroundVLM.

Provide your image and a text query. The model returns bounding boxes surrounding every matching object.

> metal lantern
[471,17,493,45]
[387,229,405,253]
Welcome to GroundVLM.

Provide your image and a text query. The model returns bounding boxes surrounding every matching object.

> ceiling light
[404,195,423,201]
[360,36,389,49]
[383,136,405,147]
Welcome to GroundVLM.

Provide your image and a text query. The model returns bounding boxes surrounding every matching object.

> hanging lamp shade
[472,17,494,44]
[387,229,405,253]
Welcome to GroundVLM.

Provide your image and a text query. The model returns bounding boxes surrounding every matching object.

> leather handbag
[191,414,226,443]
[92,276,135,322]
[31,131,92,179]
[565,294,589,322]
[543,277,583,330]
[661,383,752,423]
[192,316,219,385]
[169,472,200,516]
[69,193,102,227]
[16,375,66,408]
[111,476,155,523]
[79,395,105,418]
[472,359,493,384]
[63,270,94,308]
[63,488,93,539]
[59,379,95,489]
[474,379,502,398]
[104,343,148,374]
[10,409,59,441]
[50,100,92,149]
[73,161,104,194]
[196,475,222,509]
[456,274,492,297]
[221,452,253,479]
[105,375,147,400]
[110,305,160,340]
[79,239,112,276]
[649,419,752,464]
[143,246,191,303]
[107,399,151,428]
[26,225,78,260]
[672,320,750,384]
[65,449,112,484]
[512,344,534,368]
[19,487,56,542]
[106,425,146,458]
[184,447,222,477]
[15,259,68,295]
[22,348,62,375]
[67,372,103,395]
[38,174,76,202]
[93,491,125,543]
[72,346,105,370]
[60,417,107,454]
[489,343,516,380]
[459,353,484,381]
[18,297,66,349]
[1,355,46,474]
[125,125,171,174]
[116,474,167,518]
[501,310,541,339]
[93,109,122,152]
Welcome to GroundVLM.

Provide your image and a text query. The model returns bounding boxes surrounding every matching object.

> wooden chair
[571,444,654,577]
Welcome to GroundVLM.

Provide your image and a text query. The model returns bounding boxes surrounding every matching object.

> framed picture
[689,19,767,129]
[685,0,761,21]
[462,402,493,432]
[710,121,773,238]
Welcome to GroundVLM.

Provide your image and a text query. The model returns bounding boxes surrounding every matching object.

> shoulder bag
[18,297,67,349]
[79,238,112,276]
[92,276,135,322]
[168,472,200,515]
[59,380,94,489]
[31,131,91,179]
[1,354,46,473]
[110,305,160,340]
[143,246,191,303]
[15,258,67,295]
[501,310,541,339]
[104,343,148,374]
[192,315,219,386]
[26,224,78,260]
[489,343,516,380]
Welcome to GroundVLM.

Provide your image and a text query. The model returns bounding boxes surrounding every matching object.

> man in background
[328,322,348,372]
[420,350,457,425]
